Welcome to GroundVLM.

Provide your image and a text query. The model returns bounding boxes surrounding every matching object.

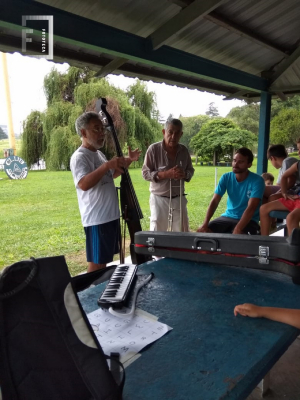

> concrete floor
[247,336,300,400]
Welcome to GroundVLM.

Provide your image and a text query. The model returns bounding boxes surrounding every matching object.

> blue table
[79,258,300,400]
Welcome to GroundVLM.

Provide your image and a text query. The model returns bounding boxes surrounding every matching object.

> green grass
[0,139,22,155]
[0,159,282,275]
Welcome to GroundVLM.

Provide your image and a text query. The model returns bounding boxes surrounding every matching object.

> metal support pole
[1,52,16,155]
[257,91,271,175]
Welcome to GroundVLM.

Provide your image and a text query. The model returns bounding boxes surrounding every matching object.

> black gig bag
[0,256,124,400]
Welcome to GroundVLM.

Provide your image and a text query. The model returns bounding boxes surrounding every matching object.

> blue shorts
[84,219,119,264]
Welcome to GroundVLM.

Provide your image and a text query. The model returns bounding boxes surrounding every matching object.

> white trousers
[149,193,189,232]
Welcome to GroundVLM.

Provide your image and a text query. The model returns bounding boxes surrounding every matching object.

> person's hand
[128,146,142,162]
[282,192,299,201]
[232,226,243,235]
[108,157,126,174]
[197,224,209,233]
[234,303,262,318]
[166,166,185,180]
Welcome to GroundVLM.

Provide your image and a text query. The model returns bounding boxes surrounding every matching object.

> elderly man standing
[70,111,141,272]
[142,118,194,232]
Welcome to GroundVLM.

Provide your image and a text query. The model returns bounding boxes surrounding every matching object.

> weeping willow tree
[47,126,81,170]
[42,101,76,168]
[21,66,162,170]
[126,80,157,119]
[44,66,95,106]
[20,111,44,166]
[75,78,162,163]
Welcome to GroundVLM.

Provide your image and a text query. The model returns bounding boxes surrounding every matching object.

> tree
[180,115,210,152]
[226,103,260,135]
[271,95,300,118]
[44,66,95,106]
[270,108,300,146]
[20,111,44,166]
[0,126,8,139]
[226,95,300,137]
[205,102,219,117]
[21,68,162,170]
[190,118,256,165]
[126,80,157,120]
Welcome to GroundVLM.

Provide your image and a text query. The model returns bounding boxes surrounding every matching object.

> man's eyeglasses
[91,127,107,134]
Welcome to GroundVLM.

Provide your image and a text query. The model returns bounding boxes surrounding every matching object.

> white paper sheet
[87,307,172,364]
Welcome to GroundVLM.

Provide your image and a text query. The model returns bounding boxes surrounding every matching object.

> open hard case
[135,229,300,283]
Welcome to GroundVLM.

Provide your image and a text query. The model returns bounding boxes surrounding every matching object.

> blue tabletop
[79,258,300,400]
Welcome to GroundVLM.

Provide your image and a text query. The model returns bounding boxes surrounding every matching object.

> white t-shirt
[277,157,299,184]
[70,147,120,227]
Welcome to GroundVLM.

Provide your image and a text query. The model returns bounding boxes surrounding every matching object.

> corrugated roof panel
[217,0,300,49]
[38,0,180,37]
[37,0,299,76]
[2,0,299,98]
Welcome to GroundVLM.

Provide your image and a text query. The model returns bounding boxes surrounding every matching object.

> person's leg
[208,217,238,233]
[87,261,106,273]
[85,221,119,272]
[149,194,169,231]
[286,208,300,236]
[263,185,281,204]
[242,220,260,235]
[171,196,189,232]
[260,201,289,236]
[85,226,106,272]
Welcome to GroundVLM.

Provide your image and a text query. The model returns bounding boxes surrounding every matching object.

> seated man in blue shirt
[197,148,265,235]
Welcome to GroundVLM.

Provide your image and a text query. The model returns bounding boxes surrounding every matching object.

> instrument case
[134,229,300,282]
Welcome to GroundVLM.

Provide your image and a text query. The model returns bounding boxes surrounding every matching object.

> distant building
[287,146,296,154]
[0,124,8,139]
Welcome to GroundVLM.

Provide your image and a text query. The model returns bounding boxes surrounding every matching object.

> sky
[0,52,244,135]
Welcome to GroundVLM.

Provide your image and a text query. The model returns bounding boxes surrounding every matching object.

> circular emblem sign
[4,156,28,180]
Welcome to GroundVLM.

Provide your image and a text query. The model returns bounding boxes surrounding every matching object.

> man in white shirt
[70,111,141,272]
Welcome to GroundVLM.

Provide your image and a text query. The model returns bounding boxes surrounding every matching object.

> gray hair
[75,112,101,137]
[164,118,183,131]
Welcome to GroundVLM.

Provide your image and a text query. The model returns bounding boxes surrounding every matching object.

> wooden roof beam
[168,0,289,56]
[271,85,300,92]
[270,44,300,85]
[204,12,288,56]
[150,0,224,50]
[95,57,128,78]
[223,90,250,100]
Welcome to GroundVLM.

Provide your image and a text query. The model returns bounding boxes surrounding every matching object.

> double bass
[95,98,151,265]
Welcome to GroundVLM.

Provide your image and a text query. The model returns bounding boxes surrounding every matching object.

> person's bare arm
[281,162,299,199]
[78,157,125,191]
[197,194,222,232]
[232,198,260,234]
[234,303,300,329]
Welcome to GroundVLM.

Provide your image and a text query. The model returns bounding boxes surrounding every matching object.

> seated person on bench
[261,172,274,186]
[263,143,300,203]
[197,148,264,235]
[260,161,300,236]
